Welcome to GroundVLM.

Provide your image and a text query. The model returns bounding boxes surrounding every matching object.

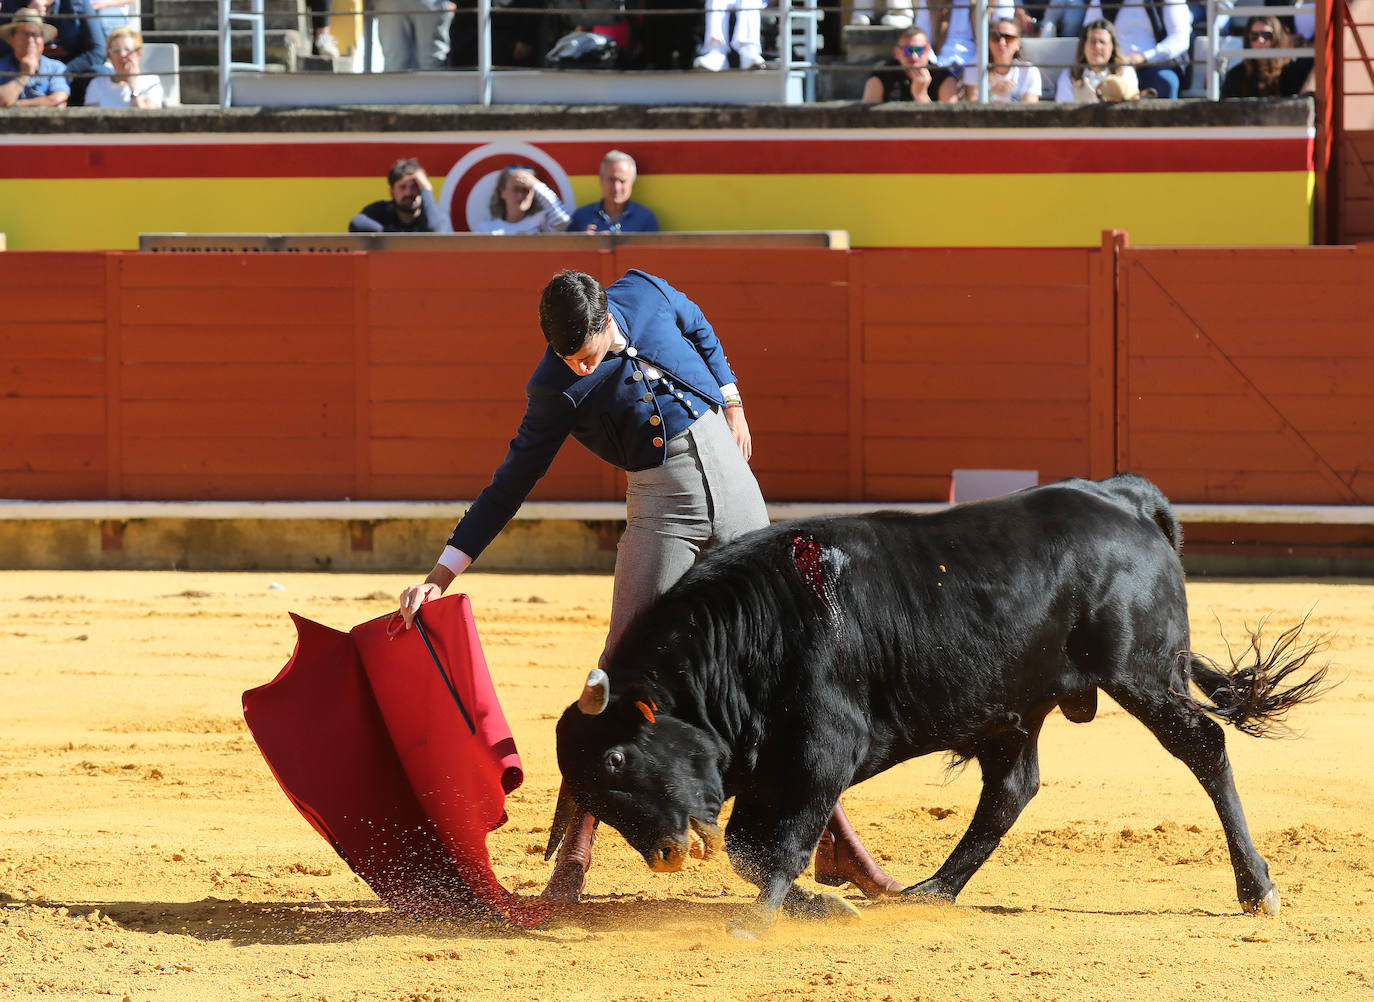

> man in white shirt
[1084,0,1193,98]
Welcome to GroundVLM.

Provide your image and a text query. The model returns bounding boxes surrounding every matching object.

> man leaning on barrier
[0,7,68,108]
[349,159,454,234]
[569,151,659,234]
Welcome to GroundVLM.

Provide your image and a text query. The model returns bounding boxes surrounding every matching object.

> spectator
[83,26,162,107]
[1040,1,1088,41]
[374,0,453,70]
[1054,18,1136,102]
[476,166,571,234]
[1221,16,1312,98]
[77,0,131,79]
[962,17,1040,101]
[910,1,1016,68]
[693,0,764,71]
[637,0,700,69]
[569,151,659,234]
[305,0,341,58]
[1084,0,1192,99]
[0,7,68,107]
[349,159,454,233]
[449,0,540,68]
[850,1,915,27]
[4,0,106,102]
[862,23,959,103]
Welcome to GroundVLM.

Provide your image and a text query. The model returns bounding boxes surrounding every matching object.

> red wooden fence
[2,242,1370,506]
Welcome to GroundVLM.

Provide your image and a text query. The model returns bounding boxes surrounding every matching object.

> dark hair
[1071,19,1125,84]
[539,270,607,356]
[387,158,421,186]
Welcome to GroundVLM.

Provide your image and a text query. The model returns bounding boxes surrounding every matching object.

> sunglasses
[109,46,141,57]
[994,31,1020,43]
[901,43,927,56]
[505,164,535,172]
[1248,30,1275,41]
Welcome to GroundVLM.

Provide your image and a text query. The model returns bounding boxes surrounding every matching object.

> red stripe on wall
[0,135,1313,180]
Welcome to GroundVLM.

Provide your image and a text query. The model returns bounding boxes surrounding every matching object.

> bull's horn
[689,815,725,860]
[578,668,610,715]
[543,781,578,861]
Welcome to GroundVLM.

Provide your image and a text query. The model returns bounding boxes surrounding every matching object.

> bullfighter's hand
[399,562,456,628]
[724,404,753,463]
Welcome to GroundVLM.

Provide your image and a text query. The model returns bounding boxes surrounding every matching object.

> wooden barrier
[2,242,1371,508]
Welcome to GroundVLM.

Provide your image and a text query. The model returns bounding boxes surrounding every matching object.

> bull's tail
[1176,616,1334,737]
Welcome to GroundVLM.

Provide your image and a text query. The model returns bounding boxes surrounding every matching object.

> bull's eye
[604,749,625,775]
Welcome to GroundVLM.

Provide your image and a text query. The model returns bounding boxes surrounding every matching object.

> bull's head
[547,669,728,873]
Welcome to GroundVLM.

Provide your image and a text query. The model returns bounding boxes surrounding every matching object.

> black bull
[549,475,1329,926]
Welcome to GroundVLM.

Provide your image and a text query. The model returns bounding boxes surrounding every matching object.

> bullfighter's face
[554,694,727,872]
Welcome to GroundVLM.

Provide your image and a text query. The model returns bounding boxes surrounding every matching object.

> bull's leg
[723,793,860,937]
[1103,684,1279,916]
[906,722,1043,903]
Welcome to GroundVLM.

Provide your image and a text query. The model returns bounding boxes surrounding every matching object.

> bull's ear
[620,681,660,726]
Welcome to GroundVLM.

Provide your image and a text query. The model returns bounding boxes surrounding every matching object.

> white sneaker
[880,10,914,28]
[693,49,727,72]
[736,44,764,70]
[850,12,872,25]
[314,31,341,59]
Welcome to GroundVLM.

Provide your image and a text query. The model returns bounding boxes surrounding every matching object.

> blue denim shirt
[567,200,660,234]
[447,270,735,559]
[0,53,71,98]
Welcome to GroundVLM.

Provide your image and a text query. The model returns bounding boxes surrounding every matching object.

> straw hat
[0,8,58,45]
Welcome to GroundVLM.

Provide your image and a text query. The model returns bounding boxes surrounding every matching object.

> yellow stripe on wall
[0,172,1311,251]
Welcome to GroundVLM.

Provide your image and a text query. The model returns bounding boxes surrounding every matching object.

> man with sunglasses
[396,268,904,904]
[862,24,958,103]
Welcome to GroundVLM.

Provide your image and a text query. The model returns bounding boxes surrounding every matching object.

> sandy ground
[0,569,1371,1002]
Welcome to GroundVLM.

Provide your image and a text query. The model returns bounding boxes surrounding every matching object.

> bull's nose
[648,838,688,872]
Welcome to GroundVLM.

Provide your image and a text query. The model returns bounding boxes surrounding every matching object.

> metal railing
[219,0,266,107]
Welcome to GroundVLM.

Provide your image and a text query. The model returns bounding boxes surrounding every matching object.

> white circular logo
[438,141,576,233]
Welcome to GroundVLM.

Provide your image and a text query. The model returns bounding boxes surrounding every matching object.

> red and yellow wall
[0,127,1315,250]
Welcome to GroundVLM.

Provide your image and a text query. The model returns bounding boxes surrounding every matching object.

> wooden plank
[862,473,961,503]
[688,283,849,323]
[863,362,1090,402]
[122,399,354,438]
[1129,284,1373,325]
[863,284,1089,326]
[749,433,849,471]
[120,287,356,326]
[368,251,603,291]
[119,253,356,288]
[611,248,849,287]
[121,326,354,365]
[369,362,529,402]
[0,326,106,360]
[863,437,1087,476]
[755,469,851,501]
[1139,468,1347,505]
[846,252,863,501]
[119,363,354,401]
[0,360,106,397]
[1126,357,1277,395]
[864,399,1088,440]
[1125,430,1336,471]
[1130,357,1374,396]
[0,434,105,472]
[370,400,523,439]
[120,472,357,500]
[736,394,848,436]
[1086,230,1119,480]
[0,397,106,433]
[6,286,105,323]
[120,436,356,476]
[860,249,1090,288]
[1126,394,1287,434]
[0,470,107,498]
[353,254,371,500]
[365,470,609,501]
[864,323,1089,365]
[105,255,122,498]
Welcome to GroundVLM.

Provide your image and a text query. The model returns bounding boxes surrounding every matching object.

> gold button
[650,415,661,426]
[626,347,637,357]
[632,371,643,382]
[652,436,664,448]
[642,393,653,402]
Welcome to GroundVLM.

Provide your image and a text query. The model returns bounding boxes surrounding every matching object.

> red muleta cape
[242,594,554,928]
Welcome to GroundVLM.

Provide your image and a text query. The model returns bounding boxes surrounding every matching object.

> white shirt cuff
[719,382,739,400]
[438,545,473,575]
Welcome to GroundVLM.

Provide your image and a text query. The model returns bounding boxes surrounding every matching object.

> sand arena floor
[0,570,1371,1002]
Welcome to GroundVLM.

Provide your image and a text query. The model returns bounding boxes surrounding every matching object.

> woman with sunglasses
[1055,19,1136,103]
[1221,16,1312,98]
[82,26,163,108]
[962,18,1041,103]
[475,166,571,235]
[861,24,959,103]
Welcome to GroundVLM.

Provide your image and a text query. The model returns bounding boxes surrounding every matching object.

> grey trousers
[601,406,769,668]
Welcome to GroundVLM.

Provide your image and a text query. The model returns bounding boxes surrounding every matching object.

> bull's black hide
[551,474,1328,930]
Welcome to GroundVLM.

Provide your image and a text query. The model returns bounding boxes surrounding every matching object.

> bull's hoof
[727,909,776,940]
[1242,887,1281,917]
[902,879,957,904]
[805,892,861,921]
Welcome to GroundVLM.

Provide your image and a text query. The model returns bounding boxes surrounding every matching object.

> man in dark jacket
[396,269,902,904]
[348,158,453,233]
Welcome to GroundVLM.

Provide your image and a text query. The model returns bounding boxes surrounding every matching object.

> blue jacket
[448,270,736,559]
[567,200,659,233]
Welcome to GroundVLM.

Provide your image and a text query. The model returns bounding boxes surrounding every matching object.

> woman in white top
[83,27,164,109]
[475,166,572,235]
[917,0,1015,68]
[962,18,1040,103]
[1055,19,1139,103]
